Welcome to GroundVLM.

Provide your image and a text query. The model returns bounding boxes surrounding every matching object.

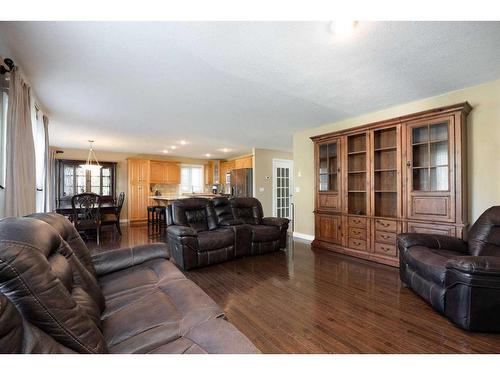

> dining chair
[71,192,102,244]
[102,192,125,235]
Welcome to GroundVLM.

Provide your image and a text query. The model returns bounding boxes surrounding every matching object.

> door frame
[272,158,294,219]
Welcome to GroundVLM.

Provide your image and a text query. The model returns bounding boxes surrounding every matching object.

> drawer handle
[377,221,390,227]
[352,230,360,234]
[353,240,361,245]
[353,219,361,224]
[380,234,391,239]
[381,246,391,252]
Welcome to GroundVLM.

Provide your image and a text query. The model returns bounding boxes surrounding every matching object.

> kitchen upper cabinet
[165,163,180,184]
[234,156,253,169]
[220,160,235,183]
[150,161,165,183]
[149,161,180,184]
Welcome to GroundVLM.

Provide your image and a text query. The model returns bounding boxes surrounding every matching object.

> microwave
[225,172,231,184]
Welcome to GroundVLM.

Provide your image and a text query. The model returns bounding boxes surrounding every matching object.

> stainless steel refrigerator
[229,168,253,197]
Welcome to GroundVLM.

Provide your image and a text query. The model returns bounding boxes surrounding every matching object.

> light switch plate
[295,187,300,193]
[259,187,264,192]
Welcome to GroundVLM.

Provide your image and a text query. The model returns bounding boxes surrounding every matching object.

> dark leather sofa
[0,212,259,353]
[397,206,500,332]
[167,197,289,270]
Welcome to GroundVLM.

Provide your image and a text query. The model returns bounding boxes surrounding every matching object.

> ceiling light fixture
[179,140,187,145]
[170,145,177,150]
[221,148,229,153]
[162,149,169,154]
[205,153,211,157]
[330,20,358,37]
[80,140,102,172]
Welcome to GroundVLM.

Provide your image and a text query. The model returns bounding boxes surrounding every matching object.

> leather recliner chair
[166,198,236,270]
[0,213,259,353]
[397,206,500,332]
[229,197,290,255]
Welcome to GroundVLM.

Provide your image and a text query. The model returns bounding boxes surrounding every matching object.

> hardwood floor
[90,224,500,353]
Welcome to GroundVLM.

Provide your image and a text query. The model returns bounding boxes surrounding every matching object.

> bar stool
[154,206,167,230]
[147,206,158,226]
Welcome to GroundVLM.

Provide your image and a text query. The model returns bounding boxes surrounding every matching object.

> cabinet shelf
[411,164,449,169]
[348,150,366,155]
[348,170,366,174]
[375,190,397,193]
[348,190,366,193]
[412,139,448,146]
[374,146,397,152]
[374,168,397,172]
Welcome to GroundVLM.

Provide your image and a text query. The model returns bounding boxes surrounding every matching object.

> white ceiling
[0,21,499,158]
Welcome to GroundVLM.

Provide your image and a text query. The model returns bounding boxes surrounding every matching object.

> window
[180,165,204,193]
[56,159,116,205]
[0,90,7,217]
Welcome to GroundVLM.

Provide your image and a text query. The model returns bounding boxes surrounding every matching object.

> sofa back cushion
[26,213,97,276]
[230,198,263,225]
[212,197,234,224]
[468,206,500,256]
[171,198,218,232]
[0,292,74,353]
[0,217,107,353]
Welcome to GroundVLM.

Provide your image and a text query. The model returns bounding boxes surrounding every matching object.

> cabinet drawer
[348,216,367,229]
[348,238,367,251]
[374,243,397,257]
[348,226,366,240]
[374,218,397,232]
[374,231,396,244]
[407,222,456,237]
[319,193,340,211]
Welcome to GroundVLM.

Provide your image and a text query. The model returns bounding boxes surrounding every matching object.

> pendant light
[80,140,102,173]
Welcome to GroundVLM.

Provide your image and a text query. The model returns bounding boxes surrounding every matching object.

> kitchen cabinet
[234,156,253,169]
[128,158,150,222]
[149,161,180,184]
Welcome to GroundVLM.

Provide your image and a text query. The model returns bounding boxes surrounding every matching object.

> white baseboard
[120,219,129,224]
[292,232,314,242]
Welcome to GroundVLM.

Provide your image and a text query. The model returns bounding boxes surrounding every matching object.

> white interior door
[272,159,293,221]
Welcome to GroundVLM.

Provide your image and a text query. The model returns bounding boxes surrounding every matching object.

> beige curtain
[5,67,36,217]
[44,115,55,212]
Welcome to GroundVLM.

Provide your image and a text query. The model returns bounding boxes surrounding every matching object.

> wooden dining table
[55,202,118,220]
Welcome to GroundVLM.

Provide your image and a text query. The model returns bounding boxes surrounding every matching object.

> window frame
[56,159,117,206]
[180,164,204,194]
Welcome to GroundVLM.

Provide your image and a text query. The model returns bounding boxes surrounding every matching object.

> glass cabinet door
[318,141,338,192]
[411,121,449,192]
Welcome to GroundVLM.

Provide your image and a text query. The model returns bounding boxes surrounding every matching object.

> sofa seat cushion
[148,318,260,354]
[98,259,186,317]
[404,246,461,286]
[102,278,224,353]
[249,225,281,243]
[197,229,234,252]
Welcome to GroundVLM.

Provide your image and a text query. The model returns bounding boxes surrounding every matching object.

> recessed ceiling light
[179,140,187,145]
[170,145,177,150]
[162,149,169,154]
[330,20,357,37]
[221,148,229,153]
[205,153,211,157]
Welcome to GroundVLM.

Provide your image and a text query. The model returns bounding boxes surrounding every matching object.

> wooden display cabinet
[311,102,471,267]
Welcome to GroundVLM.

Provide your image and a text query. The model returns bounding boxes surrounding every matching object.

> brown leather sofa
[166,197,289,270]
[397,206,500,332]
[0,213,259,353]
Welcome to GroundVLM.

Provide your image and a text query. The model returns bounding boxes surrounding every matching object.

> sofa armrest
[397,233,468,253]
[262,217,290,228]
[446,256,500,276]
[91,243,170,276]
[167,225,198,237]
[218,219,245,226]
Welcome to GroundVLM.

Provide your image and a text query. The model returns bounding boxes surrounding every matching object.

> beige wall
[293,78,500,237]
[253,148,293,217]
[54,148,209,220]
